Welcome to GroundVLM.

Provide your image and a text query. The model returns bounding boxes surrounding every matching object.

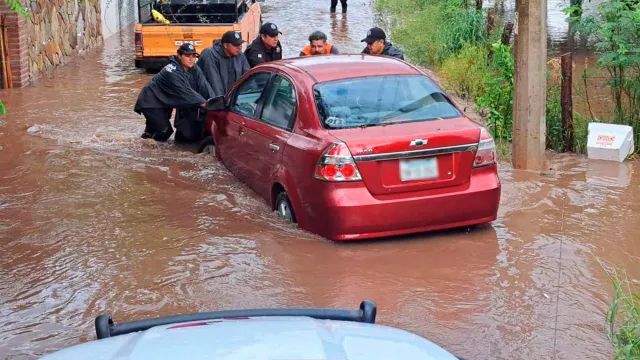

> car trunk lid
[329,118,481,195]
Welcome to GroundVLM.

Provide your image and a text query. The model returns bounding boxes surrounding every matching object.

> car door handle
[269,143,280,152]
[238,127,245,136]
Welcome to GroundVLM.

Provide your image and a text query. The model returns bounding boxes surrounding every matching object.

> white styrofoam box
[587,123,635,162]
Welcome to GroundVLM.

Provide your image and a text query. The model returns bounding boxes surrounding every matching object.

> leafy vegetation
[476,42,513,141]
[546,74,565,153]
[544,60,591,154]
[3,0,29,17]
[439,44,489,100]
[605,266,640,359]
[377,0,638,155]
[567,0,640,148]
[376,0,487,68]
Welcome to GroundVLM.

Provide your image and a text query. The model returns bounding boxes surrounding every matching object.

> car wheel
[197,135,215,156]
[275,191,296,223]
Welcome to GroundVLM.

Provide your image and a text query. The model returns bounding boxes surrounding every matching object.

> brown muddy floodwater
[1,0,639,359]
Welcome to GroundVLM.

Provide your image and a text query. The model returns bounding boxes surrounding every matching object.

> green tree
[568,0,640,144]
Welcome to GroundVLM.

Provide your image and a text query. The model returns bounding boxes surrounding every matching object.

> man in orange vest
[299,31,340,57]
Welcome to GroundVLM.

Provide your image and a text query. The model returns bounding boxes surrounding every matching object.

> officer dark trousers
[330,0,347,13]
[141,108,174,141]
[173,107,205,143]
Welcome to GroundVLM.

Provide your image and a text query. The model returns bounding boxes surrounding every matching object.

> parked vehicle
[201,55,501,241]
[135,0,262,70]
[40,300,469,360]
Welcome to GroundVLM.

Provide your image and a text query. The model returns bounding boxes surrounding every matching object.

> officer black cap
[177,42,198,56]
[221,31,246,46]
[260,22,282,37]
[361,27,386,44]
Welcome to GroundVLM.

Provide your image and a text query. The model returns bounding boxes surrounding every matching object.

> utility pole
[512,0,547,170]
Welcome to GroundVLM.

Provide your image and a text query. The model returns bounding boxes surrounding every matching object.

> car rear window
[313,75,462,130]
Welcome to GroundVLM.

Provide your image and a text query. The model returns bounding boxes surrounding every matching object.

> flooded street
[1,0,639,359]
[487,0,606,57]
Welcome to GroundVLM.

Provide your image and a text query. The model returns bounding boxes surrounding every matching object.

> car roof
[279,54,423,83]
[42,317,460,360]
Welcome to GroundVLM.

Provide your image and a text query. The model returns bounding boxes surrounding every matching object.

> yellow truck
[135,0,262,70]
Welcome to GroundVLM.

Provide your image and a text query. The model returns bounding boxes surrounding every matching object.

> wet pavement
[1,0,639,359]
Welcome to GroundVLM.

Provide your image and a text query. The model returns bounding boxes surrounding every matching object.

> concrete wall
[101,0,136,40]
[0,0,103,87]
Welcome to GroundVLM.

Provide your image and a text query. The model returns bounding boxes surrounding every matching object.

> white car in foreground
[41,300,468,360]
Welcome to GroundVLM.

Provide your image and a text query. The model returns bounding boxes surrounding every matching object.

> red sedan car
[201,55,501,241]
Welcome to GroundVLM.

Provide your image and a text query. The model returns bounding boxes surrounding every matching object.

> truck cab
[134,0,262,70]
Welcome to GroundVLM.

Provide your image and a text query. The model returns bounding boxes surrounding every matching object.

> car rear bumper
[305,166,501,241]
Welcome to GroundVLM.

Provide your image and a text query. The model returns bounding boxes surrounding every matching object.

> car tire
[275,191,296,223]
[197,135,215,156]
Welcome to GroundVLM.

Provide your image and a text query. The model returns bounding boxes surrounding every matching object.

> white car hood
[41,316,460,360]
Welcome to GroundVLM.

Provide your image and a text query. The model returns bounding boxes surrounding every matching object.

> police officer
[134,43,213,142]
[197,31,251,97]
[245,22,283,68]
[361,27,405,60]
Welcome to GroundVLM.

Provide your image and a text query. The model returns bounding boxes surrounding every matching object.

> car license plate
[399,158,439,181]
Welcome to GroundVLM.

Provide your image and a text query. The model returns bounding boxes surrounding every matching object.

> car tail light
[135,31,143,53]
[473,128,497,167]
[314,142,363,182]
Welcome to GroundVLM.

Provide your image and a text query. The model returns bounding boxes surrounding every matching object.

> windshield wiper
[358,123,379,129]
[379,93,438,121]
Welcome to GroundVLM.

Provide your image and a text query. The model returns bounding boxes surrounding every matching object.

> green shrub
[546,74,565,152]
[379,0,487,67]
[476,42,514,141]
[439,43,490,100]
[569,0,640,146]
[605,266,640,359]
[573,112,590,154]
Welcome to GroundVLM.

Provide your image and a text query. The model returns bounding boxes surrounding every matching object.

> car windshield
[313,75,462,130]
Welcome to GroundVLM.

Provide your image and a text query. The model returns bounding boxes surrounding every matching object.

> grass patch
[605,266,640,359]
[573,112,590,154]
[379,0,487,68]
[546,74,564,153]
[439,43,490,100]
[495,138,512,161]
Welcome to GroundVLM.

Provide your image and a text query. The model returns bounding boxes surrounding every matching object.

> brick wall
[0,3,30,87]
[0,0,103,88]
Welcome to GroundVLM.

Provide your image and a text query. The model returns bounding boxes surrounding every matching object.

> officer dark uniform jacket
[245,22,283,68]
[360,27,405,61]
[299,43,340,56]
[197,31,251,98]
[134,43,213,142]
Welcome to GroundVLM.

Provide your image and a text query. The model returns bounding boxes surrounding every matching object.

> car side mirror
[206,96,225,111]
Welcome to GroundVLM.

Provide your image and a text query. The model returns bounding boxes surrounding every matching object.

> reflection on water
[484,0,605,57]
[0,1,638,360]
